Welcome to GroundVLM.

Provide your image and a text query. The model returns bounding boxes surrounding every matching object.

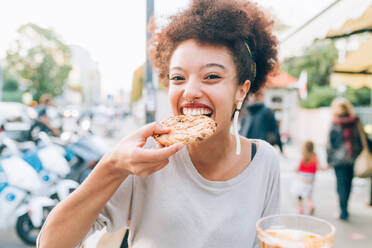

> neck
[187,128,236,178]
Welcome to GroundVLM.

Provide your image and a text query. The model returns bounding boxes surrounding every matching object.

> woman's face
[168,39,249,134]
[334,104,347,117]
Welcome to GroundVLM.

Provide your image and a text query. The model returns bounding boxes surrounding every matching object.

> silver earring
[233,101,243,155]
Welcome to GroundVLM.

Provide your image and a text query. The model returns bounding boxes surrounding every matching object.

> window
[271,96,282,103]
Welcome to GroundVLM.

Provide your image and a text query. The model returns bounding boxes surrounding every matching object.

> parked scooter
[0,123,35,156]
[24,147,79,201]
[27,116,107,184]
[0,155,55,245]
[0,129,20,156]
[57,117,108,183]
[22,132,80,201]
[64,133,108,183]
[0,130,79,244]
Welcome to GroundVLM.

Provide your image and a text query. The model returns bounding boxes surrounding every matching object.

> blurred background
[0,0,371,247]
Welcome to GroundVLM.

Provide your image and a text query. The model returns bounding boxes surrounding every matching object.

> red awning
[266,70,298,88]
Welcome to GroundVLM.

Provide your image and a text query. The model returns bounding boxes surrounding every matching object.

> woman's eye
[205,74,221,80]
[170,76,185,81]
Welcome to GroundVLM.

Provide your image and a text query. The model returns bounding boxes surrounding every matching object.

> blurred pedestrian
[292,140,318,215]
[326,97,362,221]
[35,94,60,136]
[239,89,283,153]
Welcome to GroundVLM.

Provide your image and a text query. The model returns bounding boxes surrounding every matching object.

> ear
[235,80,251,104]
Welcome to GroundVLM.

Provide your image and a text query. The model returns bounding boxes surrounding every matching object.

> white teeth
[182,108,212,116]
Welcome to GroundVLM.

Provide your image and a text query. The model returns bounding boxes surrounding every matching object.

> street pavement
[279,144,372,248]
[1,115,371,247]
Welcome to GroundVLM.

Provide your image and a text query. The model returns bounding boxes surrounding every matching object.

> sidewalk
[280,144,372,248]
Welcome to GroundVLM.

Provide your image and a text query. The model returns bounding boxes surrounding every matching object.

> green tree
[344,86,371,106]
[282,41,341,108]
[5,23,71,101]
[300,86,337,108]
[3,73,19,91]
[2,72,22,102]
[282,41,338,90]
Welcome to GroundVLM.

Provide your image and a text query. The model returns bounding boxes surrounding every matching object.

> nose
[183,76,203,101]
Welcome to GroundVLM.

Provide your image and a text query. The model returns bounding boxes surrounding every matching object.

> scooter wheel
[15,206,52,245]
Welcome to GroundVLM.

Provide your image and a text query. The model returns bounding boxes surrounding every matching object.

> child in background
[295,140,318,215]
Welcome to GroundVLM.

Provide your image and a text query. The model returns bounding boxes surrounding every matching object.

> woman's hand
[100,122,184,178]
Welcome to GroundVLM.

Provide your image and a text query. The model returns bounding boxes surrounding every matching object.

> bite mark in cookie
[153,115,217,146]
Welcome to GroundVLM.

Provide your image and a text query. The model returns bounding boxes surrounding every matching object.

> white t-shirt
[83,139,280,248]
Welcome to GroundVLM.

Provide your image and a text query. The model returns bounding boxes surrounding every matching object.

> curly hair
[149,0,278,93]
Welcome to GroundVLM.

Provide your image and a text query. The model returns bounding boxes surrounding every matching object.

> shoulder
[254,140,280,175]
[262,106,274,115]
[258,140,279,160]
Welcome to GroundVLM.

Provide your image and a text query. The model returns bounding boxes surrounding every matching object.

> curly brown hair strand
[149,0,278,93]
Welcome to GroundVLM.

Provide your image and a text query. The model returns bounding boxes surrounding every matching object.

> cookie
[153,115,217,146]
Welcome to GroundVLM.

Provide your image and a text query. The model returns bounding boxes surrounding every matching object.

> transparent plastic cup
[256,214,335,248]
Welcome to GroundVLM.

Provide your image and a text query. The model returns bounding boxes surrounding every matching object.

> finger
[134,122,171,147]
[129,158,169,173]
[131,159,169,170]
[137,162,169,178]
[138,158,169,166]
[138,122,170,138]
[134,143,184,162]
[149,162,169,174]
[142,159,169,172]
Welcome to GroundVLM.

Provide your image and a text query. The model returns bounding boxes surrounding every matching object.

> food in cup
[258,229,329,248]
[256,214,335,248]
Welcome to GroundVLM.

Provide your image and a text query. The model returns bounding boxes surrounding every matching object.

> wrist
[96,151,131,181]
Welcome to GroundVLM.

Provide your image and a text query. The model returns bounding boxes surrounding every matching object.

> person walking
[326,97,362,221]
[239,89,283,153]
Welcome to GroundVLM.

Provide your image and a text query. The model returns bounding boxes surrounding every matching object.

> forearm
[39,159,128,248]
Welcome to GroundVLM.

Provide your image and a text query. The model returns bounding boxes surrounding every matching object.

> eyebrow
[170,63,227,72]
[202,63,226,71]
[169,66,184,71]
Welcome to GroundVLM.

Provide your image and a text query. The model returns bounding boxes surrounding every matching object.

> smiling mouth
[180,103,213,117]
[182,107,213,117]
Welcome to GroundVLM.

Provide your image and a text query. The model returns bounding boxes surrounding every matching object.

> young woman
[38,0,280,247]
[327,97,362,221]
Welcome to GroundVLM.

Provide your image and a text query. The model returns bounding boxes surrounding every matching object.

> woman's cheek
[168,86,180,113]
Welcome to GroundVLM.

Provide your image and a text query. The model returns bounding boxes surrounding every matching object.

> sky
[0,0,335,95]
